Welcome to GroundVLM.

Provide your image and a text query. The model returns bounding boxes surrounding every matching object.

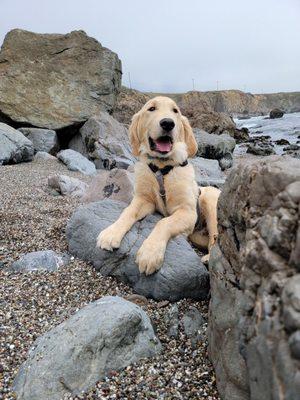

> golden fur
[97,96,220,274]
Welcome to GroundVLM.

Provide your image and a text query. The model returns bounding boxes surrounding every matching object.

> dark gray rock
[10,250,70,272]
[270,108,284,119]
[69,112,134,169]
[246,142,275,156]
[208,156,300,400]
[48,174,87,197]
[218,153,233,170]
[289,331,300,359]
[57,149,96,175]
[0,29,121,129]
[18,128,58,153]
[183,306,205,338]
[164,304,179,338]
[67,200,209,301]
[14,296,161,400]
[0,123,34,165]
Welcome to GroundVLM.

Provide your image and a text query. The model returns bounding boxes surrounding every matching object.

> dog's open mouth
[149,136,173,154]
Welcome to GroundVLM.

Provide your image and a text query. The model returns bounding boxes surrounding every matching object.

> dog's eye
[173,108,179,113]
[148,106,156,112]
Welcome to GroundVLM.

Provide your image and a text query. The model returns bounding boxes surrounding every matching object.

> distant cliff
[114,87,300,125]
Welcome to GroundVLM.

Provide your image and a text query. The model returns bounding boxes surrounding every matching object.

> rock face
[67,200,209,301]
[208,156,300,400]
[57,149,96,175]
[69,112,134,169]
[269,108,284,119]
[14,296,161,400]
[48,175,87,197]
[10,250,69,272]
[82,168,134,204]
[0,122,34,165]
[0,29,122,129]
[18,128,58,153]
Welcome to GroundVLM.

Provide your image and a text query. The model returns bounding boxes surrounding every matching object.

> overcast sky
[1,0,300,93]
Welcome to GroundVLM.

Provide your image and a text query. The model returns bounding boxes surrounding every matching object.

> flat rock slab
[10,250,70,272]
[57,149,96,175]
[14,296,161,400]
[67,200,209,301]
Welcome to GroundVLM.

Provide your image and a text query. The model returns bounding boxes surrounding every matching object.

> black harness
[147,160,202,229]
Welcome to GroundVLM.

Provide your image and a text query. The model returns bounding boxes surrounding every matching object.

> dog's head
[129,96,198,161]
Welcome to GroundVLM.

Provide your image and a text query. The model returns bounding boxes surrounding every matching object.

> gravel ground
[0,159,219,400]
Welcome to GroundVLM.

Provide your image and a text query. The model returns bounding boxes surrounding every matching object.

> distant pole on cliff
[192,78,195,91]
[128,72,132,89]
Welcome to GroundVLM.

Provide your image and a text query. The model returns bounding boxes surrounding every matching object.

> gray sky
[1,0,300,93]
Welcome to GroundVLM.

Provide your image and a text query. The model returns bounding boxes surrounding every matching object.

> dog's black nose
[160,118,175,132]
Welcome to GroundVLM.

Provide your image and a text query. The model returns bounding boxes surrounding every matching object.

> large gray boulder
[57,149,96,175]
[208,156,300,400]
[0,29,122,129]
[69,112,134,169]
[67,200,209,301]
[18,128,58,154]
[10,250,69,272]
[14,296,161,400]
[82,168,134,204]
[0,122,34,165]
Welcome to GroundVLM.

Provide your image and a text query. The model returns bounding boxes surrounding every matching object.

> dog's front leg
[136,207,197,275]
[97,196,154,251]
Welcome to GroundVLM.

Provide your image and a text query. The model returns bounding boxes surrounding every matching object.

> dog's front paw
[96,225,122,251]
[136,239,166,275]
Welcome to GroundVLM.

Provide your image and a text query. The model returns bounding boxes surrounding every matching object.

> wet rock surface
[208,156,300,400]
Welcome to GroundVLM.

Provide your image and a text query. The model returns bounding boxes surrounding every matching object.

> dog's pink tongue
[155,140,172,153]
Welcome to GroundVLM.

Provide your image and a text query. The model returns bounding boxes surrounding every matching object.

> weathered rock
[57,149,96,175]
[48,174,87,197]
[187,110,238,136]
[69,112,134,169]
[18,128,58,153]
[82,168,134,204]
[232,127,250,143]
[10,250,69,272]
[0,123,34,165]
[67,200,209,301]
[183,306,205,347]
[275,138,290,146]
[246,142,276,156]
[164,304,179,338]
[34,151,57,161]
[269,108,284,119]
[14,296,161,400]
[191,157,225,188]
[194,129,236,159]
[218,153,233,170]
[208,156,300,400]
[0,29,121,129]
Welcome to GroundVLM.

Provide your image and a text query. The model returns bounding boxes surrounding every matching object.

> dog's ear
[181,116,198,157]
[129,112,141,157]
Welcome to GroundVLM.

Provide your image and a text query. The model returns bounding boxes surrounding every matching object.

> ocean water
[234,112,300,154]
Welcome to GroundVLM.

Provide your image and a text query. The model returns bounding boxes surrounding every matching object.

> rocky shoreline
[1,29,299,400]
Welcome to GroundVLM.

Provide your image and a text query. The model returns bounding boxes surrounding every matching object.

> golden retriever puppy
[97,96,220,274]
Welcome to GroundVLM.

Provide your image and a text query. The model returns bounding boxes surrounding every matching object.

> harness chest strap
[147,160,203,230]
